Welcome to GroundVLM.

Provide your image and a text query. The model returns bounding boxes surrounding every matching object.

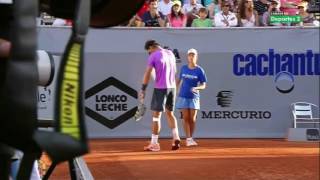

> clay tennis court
[44,139,319,180]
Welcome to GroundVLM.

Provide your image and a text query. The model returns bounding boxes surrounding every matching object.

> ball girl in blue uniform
[176,48,207,146]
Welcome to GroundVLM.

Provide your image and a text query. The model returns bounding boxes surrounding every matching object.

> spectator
[203,0,214,6]
[65,19,73,26]
[253,0,273,25]
[52,18,67,26]
[228,0,237,12]
[159,0,174,15]
[280,0,300,15]
[182,0,203,13]
[127,14,145,27]
[214,1,238,26]
[167,1,187,27]
[207,0,222,19]
[238,0,259,26]
[183,0,202,5]
[182,0,204,26]
[280,0,301,26]
[192,7,214,26]
[142,0,167,27]
[262,0,283,26]
[137,1,150,18]
[233,0,241,13]
[39,12,55,25]
[297,3,316,26]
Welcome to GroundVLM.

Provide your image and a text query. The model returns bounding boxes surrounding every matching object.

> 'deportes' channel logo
[85,77,137,129]
[233,49,320,94]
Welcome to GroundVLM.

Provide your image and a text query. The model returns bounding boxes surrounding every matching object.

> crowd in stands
[126,0,319,27]
[40,0,319,27]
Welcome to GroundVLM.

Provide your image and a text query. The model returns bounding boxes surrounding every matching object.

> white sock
[151,134,159,144]
[172,128,180,140]
[187,137,193,141]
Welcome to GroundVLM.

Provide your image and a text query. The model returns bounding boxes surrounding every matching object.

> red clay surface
[47,139,319,180]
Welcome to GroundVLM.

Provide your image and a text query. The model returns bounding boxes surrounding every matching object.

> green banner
[270,15,302,23]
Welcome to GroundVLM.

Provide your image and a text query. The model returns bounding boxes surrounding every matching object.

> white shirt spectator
[52,18,67,26]
[240,15,256,27]
[158,0,174,15]
[182,3,203,13]
[214,11,238,27]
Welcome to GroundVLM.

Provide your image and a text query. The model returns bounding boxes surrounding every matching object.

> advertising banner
[38,27,319,138]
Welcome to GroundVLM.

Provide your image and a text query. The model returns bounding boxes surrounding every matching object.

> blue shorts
[176,97,200,110]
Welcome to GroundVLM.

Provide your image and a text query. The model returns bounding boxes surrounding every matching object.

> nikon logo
[59,43,81,140]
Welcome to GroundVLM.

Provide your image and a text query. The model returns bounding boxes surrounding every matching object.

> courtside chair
[291,102,320,128]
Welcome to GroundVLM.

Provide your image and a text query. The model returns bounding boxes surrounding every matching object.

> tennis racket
[134,97,146,122]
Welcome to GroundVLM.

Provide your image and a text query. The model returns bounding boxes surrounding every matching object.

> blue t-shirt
[178,65,207,99]
[142,11,165,27]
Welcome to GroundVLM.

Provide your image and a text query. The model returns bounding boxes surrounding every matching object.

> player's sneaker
[144,143,160,152]
[186,138,198,147]
[190,139,198,146]
[171,139,181,150]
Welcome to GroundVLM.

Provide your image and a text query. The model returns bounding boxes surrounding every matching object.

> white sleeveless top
[241,15,256,27]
